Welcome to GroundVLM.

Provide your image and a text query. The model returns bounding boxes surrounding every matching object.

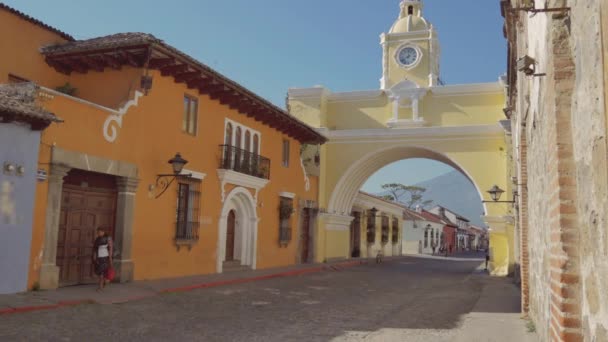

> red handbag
[105,267,116,281]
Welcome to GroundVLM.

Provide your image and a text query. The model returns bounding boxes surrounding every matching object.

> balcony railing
[219,145,271,179]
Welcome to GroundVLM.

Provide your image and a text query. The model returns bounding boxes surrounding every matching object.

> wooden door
[300,209,311,263]
[57,185,116,286]
[225,210,236,261]
[350,212,361,257]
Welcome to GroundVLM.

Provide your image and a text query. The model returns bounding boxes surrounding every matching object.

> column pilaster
[114,177,139,283]
[39,163,71,290]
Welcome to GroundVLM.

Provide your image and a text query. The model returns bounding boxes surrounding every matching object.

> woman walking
[93,227,113,291]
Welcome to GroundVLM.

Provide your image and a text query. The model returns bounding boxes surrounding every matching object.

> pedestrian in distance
[93,227,113,292]
[485,251,490,271]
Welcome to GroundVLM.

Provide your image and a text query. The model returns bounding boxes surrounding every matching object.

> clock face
[398,47,419,67]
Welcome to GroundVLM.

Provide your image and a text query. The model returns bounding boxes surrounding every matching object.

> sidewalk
[0,258,369,315]
[403,251,486,262]
[451,265,538,342]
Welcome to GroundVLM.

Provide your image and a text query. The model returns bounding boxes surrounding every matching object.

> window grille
[175,178,200,241]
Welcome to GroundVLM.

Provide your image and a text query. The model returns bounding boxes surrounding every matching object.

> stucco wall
[0,122,41,294]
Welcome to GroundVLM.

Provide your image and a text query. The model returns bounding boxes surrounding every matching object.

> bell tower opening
[380,0,440,90]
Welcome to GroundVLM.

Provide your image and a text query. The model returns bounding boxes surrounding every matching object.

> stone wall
[506,0,608,340]
[569,1,608,340]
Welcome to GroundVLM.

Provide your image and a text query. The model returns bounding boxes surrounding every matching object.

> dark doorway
[57,170,117,286]
[225,210,236,261]
[350,211,361,258]
[300,208,312,263]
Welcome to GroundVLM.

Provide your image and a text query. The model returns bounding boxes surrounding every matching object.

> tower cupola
[390,0,429,34]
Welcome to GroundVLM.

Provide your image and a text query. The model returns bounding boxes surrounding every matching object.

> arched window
[253,134,259,154]
[245,130,251,152]
[408,6,413,15]
[235,127,242,149]
[225,123,233,146]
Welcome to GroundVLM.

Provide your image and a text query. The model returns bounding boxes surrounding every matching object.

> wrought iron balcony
[219,145,270,180]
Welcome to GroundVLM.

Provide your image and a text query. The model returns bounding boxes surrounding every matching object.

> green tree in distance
[380,183,433,209]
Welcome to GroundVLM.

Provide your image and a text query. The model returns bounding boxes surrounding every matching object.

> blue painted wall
[0,122,41,294]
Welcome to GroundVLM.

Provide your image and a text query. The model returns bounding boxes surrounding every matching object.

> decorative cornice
[386,119,427,128]
[216,169,269,202]
[181,168,206,180]
[430,82,504,97]
[323,124,505,143]
[279,191,296,199]
[327,90,385,103]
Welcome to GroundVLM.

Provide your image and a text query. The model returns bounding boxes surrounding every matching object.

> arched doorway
[217,187,258,273]
[314,144,513,274]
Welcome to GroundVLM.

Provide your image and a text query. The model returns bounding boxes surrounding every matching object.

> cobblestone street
[0,256,534,342]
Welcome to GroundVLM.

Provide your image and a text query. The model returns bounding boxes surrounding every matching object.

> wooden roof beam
[45,57,72,75]
[160,64,189,77]
[101,54,122,69]
[120,50,140,67]
[174,71,201,83]
[60,58,88,74]
[149,57,175,69]
[81,56,105,72]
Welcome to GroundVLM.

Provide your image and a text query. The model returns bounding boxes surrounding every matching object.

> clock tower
[380,0,440,90]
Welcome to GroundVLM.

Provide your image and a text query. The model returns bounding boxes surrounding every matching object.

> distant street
[0,255,524,342]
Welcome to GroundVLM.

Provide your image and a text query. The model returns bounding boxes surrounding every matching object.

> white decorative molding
[103,91,144,143]
[103,114,123,143]
[430,82,504,97]
[216,169,269,202]
[386,119,427,128]
[224,118,261,153]
[298,157,311,192]
[279,191,296,199]
[319,213,354,231]
[181,169,206,180]
[40,87,143,143]
[324,124,505,144]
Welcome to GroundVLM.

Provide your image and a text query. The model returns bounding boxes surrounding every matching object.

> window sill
[174,238,198,251]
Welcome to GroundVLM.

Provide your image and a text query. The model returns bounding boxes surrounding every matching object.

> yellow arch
[328,145,487,216]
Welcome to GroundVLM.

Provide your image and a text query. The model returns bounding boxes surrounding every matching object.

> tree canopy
[380,183,433,209]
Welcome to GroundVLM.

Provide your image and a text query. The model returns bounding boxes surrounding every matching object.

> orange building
[0,4,325,290]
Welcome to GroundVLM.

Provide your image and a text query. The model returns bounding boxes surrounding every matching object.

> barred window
[392,217,399,243]
[175,179,200,241]
[279,197,293,246]
[424,229,428,248]
[381,215,389,244]
[366,210,376,244]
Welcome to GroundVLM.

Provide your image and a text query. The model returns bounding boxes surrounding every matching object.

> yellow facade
[289,0,515,275]
[0,4,325,290]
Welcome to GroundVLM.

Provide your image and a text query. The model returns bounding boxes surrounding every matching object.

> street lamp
[483,185,515,204]
[154,152,193,199]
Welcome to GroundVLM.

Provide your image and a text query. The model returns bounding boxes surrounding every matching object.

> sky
[5,0,507,192]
